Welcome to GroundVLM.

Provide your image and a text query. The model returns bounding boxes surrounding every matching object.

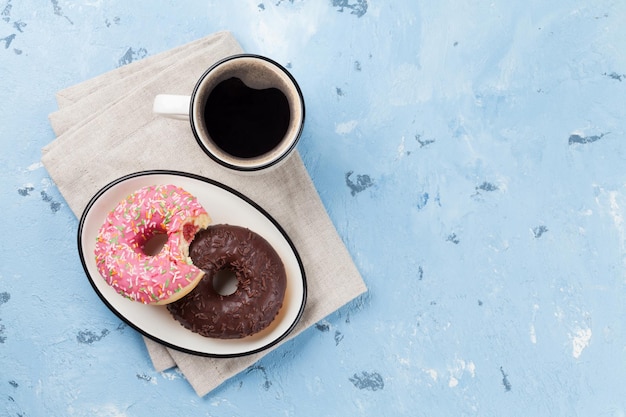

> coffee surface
[203,77,290,158]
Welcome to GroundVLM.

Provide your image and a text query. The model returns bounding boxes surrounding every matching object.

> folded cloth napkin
[41,31,367,396]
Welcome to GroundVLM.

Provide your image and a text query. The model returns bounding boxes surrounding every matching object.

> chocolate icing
[167,224,287,339]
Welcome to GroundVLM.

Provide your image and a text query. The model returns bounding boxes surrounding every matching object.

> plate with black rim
[77,170,307,358]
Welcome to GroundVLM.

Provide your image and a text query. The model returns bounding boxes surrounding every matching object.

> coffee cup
[153,54,305,172]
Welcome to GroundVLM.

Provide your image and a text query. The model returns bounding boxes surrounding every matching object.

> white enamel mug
[153,54,305,172]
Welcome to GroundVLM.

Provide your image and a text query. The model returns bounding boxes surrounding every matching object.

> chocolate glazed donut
[167,224,287,339]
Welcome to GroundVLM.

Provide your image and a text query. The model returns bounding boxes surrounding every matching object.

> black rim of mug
[189,53,306,172]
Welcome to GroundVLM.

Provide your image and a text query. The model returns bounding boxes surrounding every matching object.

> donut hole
[212,268,238,296]
[143,232,168,256]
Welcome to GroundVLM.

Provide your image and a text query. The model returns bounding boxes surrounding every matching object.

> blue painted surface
[2,0,626,415]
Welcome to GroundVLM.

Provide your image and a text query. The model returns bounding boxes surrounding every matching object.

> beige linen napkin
[41,31,367,397]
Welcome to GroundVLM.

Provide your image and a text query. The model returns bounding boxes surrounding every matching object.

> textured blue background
[1,1,625,415]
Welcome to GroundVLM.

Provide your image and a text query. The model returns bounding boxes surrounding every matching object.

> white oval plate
[78,170,306,357]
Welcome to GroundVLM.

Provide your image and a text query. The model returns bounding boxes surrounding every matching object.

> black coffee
[203,77,291,159]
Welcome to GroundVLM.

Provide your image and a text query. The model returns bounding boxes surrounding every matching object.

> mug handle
[152,94,191,120]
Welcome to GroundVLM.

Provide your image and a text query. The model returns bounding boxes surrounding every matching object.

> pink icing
[94,184,209,304]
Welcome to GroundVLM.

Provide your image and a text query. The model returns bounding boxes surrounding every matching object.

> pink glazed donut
[94,184,211,305]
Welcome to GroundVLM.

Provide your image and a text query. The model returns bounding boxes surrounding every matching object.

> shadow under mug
[153,54,305,172]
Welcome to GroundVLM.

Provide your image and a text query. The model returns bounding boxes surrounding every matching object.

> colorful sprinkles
[94,184,210,304]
